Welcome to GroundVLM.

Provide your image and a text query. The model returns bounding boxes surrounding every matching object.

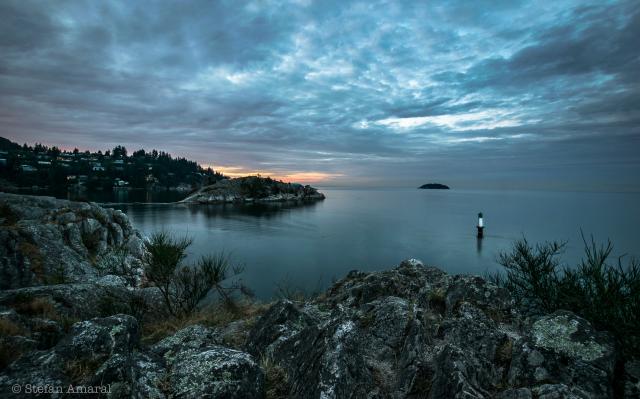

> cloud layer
[1,0,638,189]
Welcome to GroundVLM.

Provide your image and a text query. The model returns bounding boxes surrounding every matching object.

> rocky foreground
[181,176,325,204]
[0,193,638,398]
[0,193,145,290]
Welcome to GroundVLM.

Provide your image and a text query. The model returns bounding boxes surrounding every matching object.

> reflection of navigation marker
[477,212,484,238]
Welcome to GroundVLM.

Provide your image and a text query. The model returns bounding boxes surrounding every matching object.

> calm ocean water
[116,188,640,299]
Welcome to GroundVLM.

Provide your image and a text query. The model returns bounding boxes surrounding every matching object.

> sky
[1,0,639,190]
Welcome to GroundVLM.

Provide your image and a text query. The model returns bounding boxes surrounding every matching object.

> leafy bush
[143,231,250,317]
[492,234,640,358]
[240,176,270,198]
[492,238,566,312]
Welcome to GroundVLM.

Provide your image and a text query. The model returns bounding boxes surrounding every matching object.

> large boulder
[1,315,264,398]
[246,260,618,398]
[0,314,166,398]
[0,193,145,289]
[153,324,264,399]
[0,282,161,321]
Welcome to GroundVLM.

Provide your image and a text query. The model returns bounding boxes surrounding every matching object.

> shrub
[492,234,640,359]
[492,238,566,312]
[240,176,269,198]
[143,231,250,317]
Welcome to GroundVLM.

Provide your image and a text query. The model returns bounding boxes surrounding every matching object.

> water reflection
[15,188,187,204]
[117,189,640,299]
[184,200,322,219]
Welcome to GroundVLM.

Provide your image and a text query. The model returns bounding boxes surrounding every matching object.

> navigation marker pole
[477,212,484,239]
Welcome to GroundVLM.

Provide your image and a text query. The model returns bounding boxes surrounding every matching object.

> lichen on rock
[532,311,610,362]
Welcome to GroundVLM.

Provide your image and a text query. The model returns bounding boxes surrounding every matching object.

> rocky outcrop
[247,260,618,398]
[152,325,263,398]
[181,176,325,204]
[0,195,628,399]
[0,316,263,398]
[0,192,145,289]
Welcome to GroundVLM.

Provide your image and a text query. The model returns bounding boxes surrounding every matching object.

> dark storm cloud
[0,0,638,189]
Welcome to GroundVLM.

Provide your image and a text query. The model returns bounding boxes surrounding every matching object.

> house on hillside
[92,163,105,171]
[114,178,129,187]
[20,165,37,172]
[175,183,192,192]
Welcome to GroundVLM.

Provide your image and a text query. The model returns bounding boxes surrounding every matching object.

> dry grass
[0,319,24,337]
[11,297,79,333]
[64,358,104,384]
[261,356,290,399]
[18,241,45,280]
[428,287,447,315]
[142,300,270,345]
[13,297,58,319]
[494,339,513,366]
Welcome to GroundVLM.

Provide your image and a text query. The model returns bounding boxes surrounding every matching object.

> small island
[418,183,450,189]
[181,175,325,204]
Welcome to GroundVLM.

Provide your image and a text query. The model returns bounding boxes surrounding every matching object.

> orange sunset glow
[207,165,342,185]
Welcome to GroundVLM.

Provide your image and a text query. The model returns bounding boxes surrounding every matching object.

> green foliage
[240,176,270,198]
[0,137,225,194]
[492,238,566,312]
[143,232,249,317]
[492,234,640,358]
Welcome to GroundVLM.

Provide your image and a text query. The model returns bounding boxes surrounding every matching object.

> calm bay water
[116,188,640,299]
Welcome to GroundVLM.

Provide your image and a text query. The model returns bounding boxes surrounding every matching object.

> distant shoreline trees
[0,136,225,194]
